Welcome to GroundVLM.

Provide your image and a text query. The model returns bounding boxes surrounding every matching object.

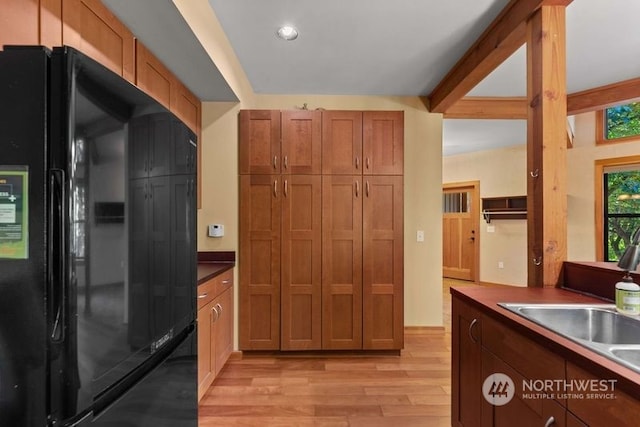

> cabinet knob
[355,157,360,169]
[212,305,220,322]
[197,293,208,299]
[273,179,278,197]
[273,155,278,170]
[355,180,359,197]
[222,280,230,285]
[366,157,370,170]
[284,155,288,170]
[544,416,555,427]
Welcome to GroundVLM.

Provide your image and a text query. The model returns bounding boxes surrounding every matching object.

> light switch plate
[417,230,425,242]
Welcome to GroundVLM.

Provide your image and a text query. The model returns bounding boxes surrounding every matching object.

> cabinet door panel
[322,176,363,349]
[281,175,322,350]
[136,40,172,109]
[239,110,281,174]
[363,176,403,349]
[172,79,201,135]
[322,111,363,175]
[363,111,403,175]
[0,0,39,46]
[567,362,638,426]
[281,110,321,174]
[197,302,213,401]
[452,297,483,427]
[62,0,135,82]
[214,287,234,375]
[239,175,281,349]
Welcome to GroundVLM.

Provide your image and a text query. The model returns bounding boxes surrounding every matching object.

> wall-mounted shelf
[482,196,527,223]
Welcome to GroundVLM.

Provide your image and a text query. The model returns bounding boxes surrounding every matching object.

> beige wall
[176,1,447,349]
[442,113,640,286]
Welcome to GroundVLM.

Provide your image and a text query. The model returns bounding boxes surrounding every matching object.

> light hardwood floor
[199,278,473,426]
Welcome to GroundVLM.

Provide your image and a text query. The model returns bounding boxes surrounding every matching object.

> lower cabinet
[452,294,638,427]
[197,269,234,401]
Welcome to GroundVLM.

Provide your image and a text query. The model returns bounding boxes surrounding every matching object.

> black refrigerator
[0,46,198,426]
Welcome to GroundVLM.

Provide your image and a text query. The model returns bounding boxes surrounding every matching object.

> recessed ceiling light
[276,25,298,41]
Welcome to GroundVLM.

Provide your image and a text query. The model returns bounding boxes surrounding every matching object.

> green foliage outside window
[606,102,640,140]
[605,170,640,261]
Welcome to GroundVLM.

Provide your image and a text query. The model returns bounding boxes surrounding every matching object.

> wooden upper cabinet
[136,40,172,110]
[239,110,282,175]
[281,110,322,174]
[62,0,135,83]
[322,111,363,175]
[362,175,403,349]
[0,0,39,47]
[40,0,63,48]
[172,79,201,136]
[363,111,404,175]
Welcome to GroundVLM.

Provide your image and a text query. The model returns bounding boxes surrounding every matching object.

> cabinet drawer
[197,269,234,310]
[482,315,565,383]
[197,278,216,310]
[213,269,234,298]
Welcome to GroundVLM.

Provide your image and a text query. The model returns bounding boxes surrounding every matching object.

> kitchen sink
[500,303,640,373]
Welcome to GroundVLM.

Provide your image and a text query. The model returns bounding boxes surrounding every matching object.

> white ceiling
[102,0,640,156]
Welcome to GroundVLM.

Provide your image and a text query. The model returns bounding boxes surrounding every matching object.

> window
[596,101,640,145]
[601,164,640,261]
[443,191,471,213]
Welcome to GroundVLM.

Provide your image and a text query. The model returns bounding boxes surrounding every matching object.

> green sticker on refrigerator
[0,167,28,259]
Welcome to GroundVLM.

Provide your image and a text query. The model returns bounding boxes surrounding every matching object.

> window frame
[595,103,640,146]
[595,155,640,261]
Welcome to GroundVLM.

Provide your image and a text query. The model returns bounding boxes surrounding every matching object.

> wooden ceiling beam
[444,97,527,119]
[428,0,572,114]
[445,77,640,119]
[567,77,640,115]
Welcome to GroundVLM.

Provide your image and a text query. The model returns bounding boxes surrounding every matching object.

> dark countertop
[197,251,235,284]
[197,262,234,284]
[452,285,640,396]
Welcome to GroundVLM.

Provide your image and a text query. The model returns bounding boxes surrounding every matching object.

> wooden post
[526,5,568,287]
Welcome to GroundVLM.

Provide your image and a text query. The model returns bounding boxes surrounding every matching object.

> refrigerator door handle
[49,168,67,343]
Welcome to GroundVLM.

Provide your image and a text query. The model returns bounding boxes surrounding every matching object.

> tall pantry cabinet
[239,109,403,351]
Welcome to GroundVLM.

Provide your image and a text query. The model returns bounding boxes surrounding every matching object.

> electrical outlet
[498,261,504,269]
[416,230,425,242]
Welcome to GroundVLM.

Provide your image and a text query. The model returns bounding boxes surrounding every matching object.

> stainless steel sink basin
[515,305,640,344]
[500,303,640,373]
[611,348,640,366]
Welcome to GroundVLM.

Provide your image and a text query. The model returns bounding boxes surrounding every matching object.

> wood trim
[595,109,640,146]
[428,0,572,113]
[594,155,640,261]
[568,77,640,115]
[444,97,527,119]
